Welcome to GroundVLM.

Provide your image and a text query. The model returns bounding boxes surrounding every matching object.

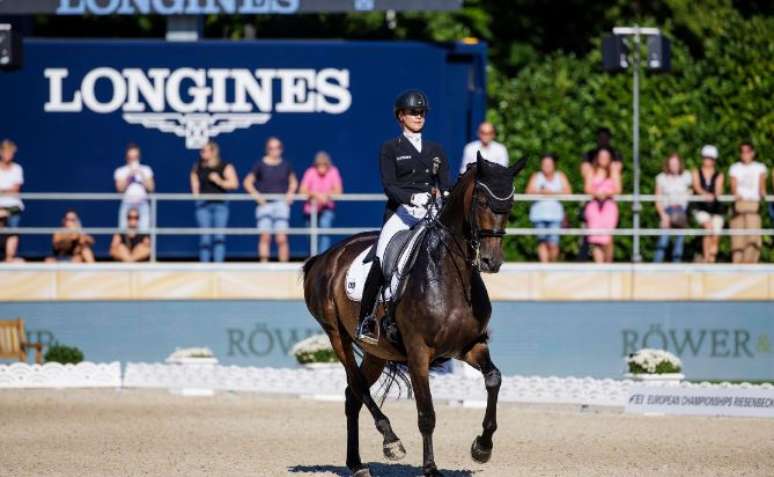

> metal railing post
[150,195,158,262]
[631,26,643,263]
[309,198,319,257]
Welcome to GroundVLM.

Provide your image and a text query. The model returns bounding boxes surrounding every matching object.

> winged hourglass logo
[123,112,272,149]
[44,67,352,149]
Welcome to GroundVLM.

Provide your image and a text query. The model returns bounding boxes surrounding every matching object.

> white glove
[410,192,431,207]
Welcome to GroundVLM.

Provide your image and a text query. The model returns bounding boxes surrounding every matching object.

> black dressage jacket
[379,135,451,220]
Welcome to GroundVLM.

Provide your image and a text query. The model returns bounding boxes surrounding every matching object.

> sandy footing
[0,389,772,476]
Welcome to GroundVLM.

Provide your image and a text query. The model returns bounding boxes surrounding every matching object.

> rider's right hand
[410,192,431,207]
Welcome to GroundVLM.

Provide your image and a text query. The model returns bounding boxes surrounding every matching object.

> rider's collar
[403,130,422,141]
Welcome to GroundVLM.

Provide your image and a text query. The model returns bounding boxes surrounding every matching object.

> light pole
[605,26,668,262]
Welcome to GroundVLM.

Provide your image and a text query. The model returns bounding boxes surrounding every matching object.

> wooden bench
[0,318,43,364]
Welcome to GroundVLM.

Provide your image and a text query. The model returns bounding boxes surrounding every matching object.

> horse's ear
[509,156,529,177]
[476,150,485,168]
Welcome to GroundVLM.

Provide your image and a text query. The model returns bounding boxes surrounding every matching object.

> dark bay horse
[302,154,527,477]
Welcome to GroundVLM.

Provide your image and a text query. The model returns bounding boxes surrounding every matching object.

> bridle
[465,180,514,268]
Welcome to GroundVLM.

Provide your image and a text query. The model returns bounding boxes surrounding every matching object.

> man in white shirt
[729,141,767,263]
[459,121,509,174]
[114,143,154,231]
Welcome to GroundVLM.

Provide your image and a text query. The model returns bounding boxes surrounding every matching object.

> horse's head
[467,151,528,272]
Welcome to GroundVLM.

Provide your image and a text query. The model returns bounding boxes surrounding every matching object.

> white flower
[626,348,682,374]
[289,334,333,357]
[166,347,215,361]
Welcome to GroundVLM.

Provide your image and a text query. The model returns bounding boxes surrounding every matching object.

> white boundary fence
[3,192,773,261]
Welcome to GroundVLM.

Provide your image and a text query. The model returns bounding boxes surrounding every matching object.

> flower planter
[623,372,685,385]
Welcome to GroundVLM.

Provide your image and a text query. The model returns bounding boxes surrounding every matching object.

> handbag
[669,209,688,229]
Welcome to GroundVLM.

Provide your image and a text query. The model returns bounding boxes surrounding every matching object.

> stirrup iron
[357,315,380,345]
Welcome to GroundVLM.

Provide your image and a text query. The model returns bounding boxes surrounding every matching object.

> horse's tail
[374,359,450,406]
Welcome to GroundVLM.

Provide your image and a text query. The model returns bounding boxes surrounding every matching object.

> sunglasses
[128,215,140,220]
[404,109,426,118]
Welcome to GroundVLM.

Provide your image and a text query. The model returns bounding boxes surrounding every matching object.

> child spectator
[243,137,298,262]
[110,207,150,262]
[654,153,692,263]
[691,145,725,263]
[525,153,571,262]
[190,141,239,262]
[299,151,343,254]
[729,141,767,263]
[47,209,95,263]
[0,139,24,262]
[114,143,154,231]
[583,147,621,263]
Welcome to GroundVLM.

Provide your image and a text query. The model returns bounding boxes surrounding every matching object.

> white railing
[3,192,773,261]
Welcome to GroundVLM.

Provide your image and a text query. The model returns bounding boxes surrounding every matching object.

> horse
[302,153,528,477]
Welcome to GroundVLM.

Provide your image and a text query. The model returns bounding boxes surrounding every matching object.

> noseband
[467,180,514,267]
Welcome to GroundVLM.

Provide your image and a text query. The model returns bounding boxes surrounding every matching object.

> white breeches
[375,204,427,262]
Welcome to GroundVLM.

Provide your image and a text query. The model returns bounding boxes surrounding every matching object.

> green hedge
[488,5,774,262]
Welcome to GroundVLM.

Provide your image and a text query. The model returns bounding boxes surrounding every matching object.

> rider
[356,90,451,344]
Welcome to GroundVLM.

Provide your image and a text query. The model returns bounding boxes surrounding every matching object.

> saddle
[345,221,429,305]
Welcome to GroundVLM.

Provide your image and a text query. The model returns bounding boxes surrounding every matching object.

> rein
[430,178,514,271]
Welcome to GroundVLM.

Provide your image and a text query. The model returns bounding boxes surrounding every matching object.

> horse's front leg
[407,346,443,477]
[463,342,501,463]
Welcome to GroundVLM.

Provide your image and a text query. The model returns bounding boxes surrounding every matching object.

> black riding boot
[356,257,383,345]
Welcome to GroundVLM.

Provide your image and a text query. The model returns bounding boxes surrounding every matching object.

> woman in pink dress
[584,147,621,263]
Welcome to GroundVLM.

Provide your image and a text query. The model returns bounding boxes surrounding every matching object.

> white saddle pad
[345,231,425,302]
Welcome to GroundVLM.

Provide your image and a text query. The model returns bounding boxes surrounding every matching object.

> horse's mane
[438,163,477,228]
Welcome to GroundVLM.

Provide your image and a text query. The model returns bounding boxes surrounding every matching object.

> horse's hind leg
[345,354,394,475]
[463,342,501,464]
[329,332,405,476]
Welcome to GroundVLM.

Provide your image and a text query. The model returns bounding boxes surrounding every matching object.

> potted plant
[624,348,684,383]
[290,334,339,369]
[165,347,218,366]
[44,343,84,365]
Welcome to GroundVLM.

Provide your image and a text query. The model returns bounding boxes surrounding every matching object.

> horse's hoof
[471,436,492,463]
[383,439,406,461]
[423,466,444,477]
[352,467,372,477]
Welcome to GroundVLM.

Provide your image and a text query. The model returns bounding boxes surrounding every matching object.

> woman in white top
[0,139,24,262]
[525,154,571,262]
[729,141,767,263]
[114,143,154,231]
[654,153,692,263]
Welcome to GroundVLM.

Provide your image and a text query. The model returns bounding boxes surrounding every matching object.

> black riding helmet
[393,90,430,118]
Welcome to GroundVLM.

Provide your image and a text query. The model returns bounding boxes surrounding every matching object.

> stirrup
[357,315,380,345]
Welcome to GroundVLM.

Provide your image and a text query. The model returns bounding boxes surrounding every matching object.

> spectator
[243,137,298,262]
[654,153,692,263]
[114,143,154,231]
[459,122,509,173]
[0,211,23,262]
[110,207,150,262]
[583,146,621,263]
[0,139,24,262]
[729,141,767,263]
[525,153,571,262]
[581,127,623,180]
[691,145,725,263]
[299,151,343,254]
[190,141,239,262]
[46,209,95,263]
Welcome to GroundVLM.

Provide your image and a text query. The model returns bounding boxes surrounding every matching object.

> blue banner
[1,300,771,381]
[0,39,486,258]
